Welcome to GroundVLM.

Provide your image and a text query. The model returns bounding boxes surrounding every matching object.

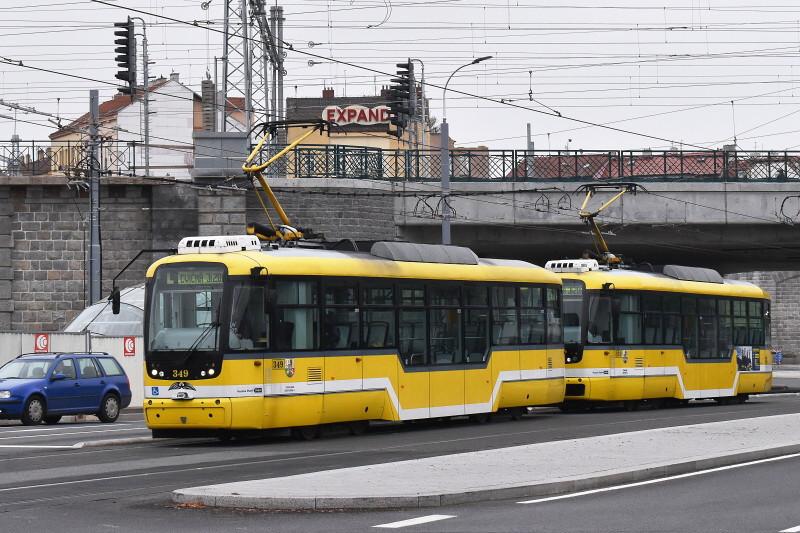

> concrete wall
[0,333,144,408]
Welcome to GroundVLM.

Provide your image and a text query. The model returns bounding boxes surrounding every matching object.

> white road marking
[0,444,82,449]
[0,427,143,441]
[0,423,132,434]
[373,515,456,529]
[518,452,800,504]
[780,525,800,533]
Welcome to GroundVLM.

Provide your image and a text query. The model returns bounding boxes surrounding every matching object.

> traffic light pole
[88,90,102,304]
[130,17,150,177]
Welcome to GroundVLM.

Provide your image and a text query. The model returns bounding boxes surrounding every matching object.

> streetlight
[440,55,492,245]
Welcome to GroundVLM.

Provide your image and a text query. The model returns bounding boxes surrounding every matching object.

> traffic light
[114,18,137,96]
[388,60,414,138]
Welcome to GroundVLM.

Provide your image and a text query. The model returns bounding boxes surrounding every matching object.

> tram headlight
[158,371,164,377]
[151,369,158,376]
[0,391,10,399]
[208,368,215,376]
[201,371,206,377]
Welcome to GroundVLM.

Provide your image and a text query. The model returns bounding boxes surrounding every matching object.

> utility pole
[526,122,534,178]
[88,90,102,304]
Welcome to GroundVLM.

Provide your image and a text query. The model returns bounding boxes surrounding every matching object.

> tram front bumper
[144,397,233,429]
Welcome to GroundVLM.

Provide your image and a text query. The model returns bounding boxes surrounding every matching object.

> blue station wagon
[0,353,132,425]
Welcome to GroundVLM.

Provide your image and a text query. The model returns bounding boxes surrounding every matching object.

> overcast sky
[2,0,800,151]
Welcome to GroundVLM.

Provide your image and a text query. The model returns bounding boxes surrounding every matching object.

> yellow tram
[142,237,566,437]
[546,258,772,408]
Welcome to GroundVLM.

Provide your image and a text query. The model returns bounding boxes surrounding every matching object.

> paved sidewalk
[173,413,800,510]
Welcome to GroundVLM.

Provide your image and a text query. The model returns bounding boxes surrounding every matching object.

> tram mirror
[250,266,268,280]
[602,282,615,291]
[110,288,121,315]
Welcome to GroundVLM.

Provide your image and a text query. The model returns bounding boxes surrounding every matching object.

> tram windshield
[562,280,584,344]
[148,265,225,352]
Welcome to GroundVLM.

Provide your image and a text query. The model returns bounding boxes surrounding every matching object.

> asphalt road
[0,394,799,532]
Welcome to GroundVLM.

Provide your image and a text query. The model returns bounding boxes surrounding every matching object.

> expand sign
[323,105,390,126]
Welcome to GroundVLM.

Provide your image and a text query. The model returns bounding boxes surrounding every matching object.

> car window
[52,359,77,379]
[96,358,124,377]
[76,357,100,379]
[0,360,52,379]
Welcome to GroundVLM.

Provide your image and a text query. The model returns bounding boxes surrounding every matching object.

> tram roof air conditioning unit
[544,259,600,273]
[178,235,261,254]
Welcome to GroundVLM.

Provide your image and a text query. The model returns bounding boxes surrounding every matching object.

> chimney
[322,86,334,99]
[170,72,180,82]
[201,78,217,131]
[380,85,392,97]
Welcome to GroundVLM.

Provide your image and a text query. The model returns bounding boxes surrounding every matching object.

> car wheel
[21,396,45,426]
[97,394,120,423]
[44,415,62,425]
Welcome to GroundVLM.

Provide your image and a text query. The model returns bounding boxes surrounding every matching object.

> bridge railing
[4,140,800,182]
[249,145,800,182]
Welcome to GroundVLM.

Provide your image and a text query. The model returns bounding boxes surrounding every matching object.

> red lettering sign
[34,333,49,353]
[322,105,391,126]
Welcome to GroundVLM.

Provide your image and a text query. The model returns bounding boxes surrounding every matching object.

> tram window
[228,283,268,351]
[681,296,698,358]
[464,285,488,307]
[275,309,318,351]
[546,287,562,344]
[399,310,427,366]
[430,285,460,307]
[698,298,717,358]
[718,299,733,358]
[561,280,584,345]
[363,286,393,306]
[400,286,425,307]
[324,282,357,306]
[321,308,359,350]
[613,294,641,345]
[276,281,318,305]
[587,295,612,344]
[493,308,519,345]
[520,286,543,308]
[519,286,545,344]
[363,309,395,348]
[642,294,662,345]
[491,286,519,346]
[765,301,772,345]
[492,286,517,308]
[430,308,462,364]
[733,300,748,346]
[464,309,489,363]
[663,294,681,313]
[748,300,765,346]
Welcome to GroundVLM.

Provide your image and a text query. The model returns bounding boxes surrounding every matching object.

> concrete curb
[171,443,800,511]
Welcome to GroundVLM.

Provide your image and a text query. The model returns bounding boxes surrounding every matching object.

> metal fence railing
[246,145,800,182]
[4,140,800,182]
[0,139,145,178]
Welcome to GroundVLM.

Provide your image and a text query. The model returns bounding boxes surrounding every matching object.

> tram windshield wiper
[172,320,220,367]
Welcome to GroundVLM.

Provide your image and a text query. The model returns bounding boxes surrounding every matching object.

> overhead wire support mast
[241,120,329,242]
[576,182,646,267]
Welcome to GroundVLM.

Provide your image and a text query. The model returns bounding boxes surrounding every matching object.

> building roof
[49,77,175,140]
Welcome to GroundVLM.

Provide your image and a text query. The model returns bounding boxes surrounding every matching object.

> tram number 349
[271,360,285,370]
[171,369,189,378]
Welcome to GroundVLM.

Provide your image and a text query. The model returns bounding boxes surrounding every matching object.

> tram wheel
[217,432,233,442]
[292,425,320,441]
[623,400,641,412]
[509,407,526,420]
[348,421,369,436]
[737,394,749,404]
[470,412,492,424]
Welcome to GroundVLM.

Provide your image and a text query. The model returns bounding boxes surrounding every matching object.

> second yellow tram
[545,259,772,408]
